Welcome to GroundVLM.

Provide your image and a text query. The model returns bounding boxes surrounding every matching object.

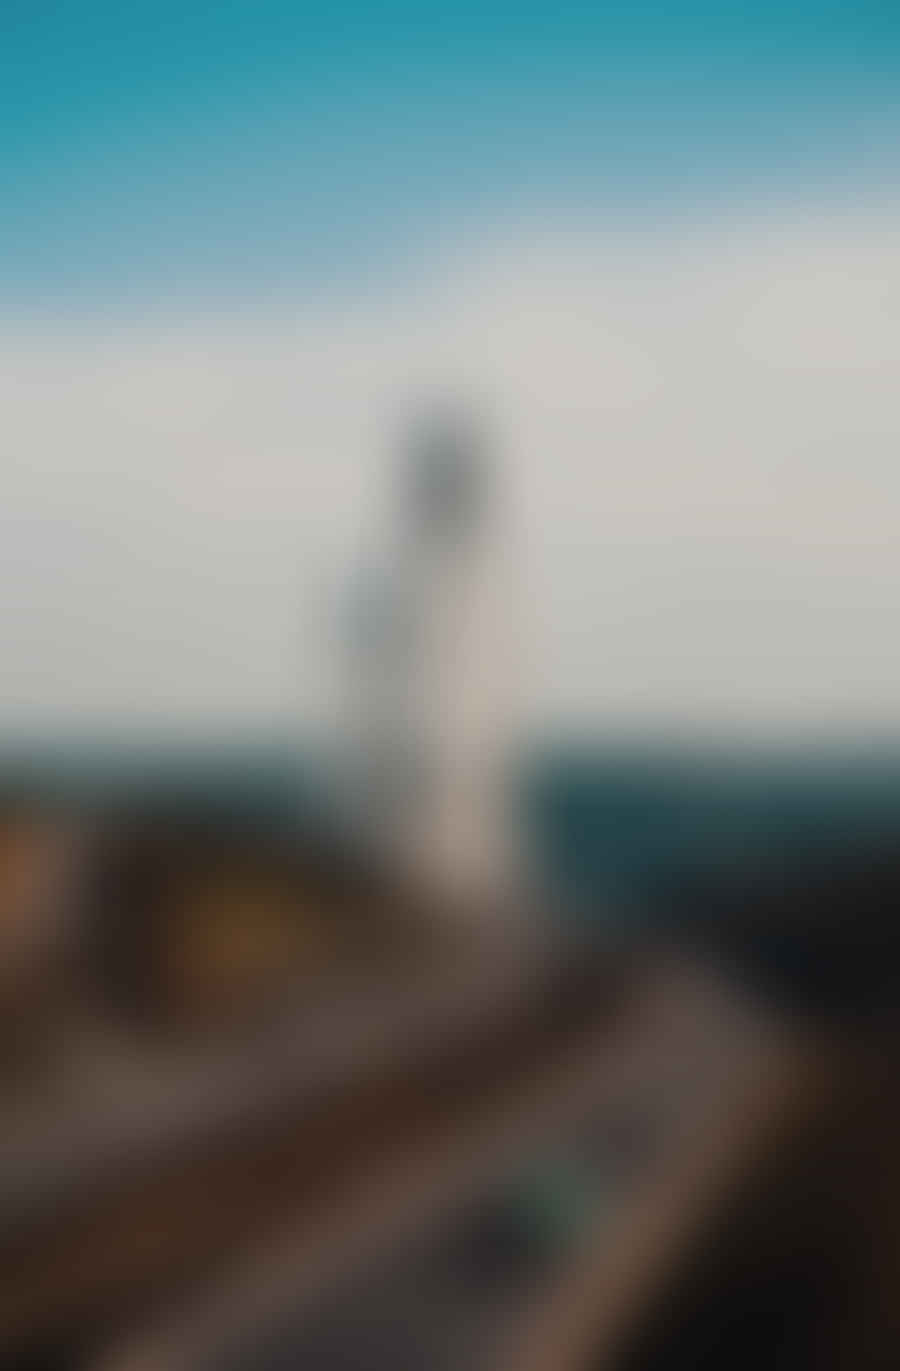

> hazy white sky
[2,196,899,738]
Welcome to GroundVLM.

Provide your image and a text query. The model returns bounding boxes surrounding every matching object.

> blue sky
[3,0,898,311]
[2,2,899,737]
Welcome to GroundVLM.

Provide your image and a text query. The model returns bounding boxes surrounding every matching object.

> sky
[2,0,899,310]
[2,1,899,739]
